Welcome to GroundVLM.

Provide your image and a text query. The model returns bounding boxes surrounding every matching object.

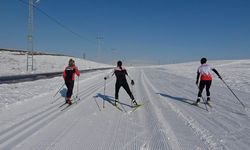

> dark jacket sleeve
[196,72,200,84]
[212,68,222,79]
[124,69,128,75]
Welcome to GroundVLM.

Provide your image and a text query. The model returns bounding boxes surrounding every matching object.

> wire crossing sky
[1,0,250,65]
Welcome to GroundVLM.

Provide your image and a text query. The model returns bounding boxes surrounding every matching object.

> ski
[205,101,212,108]
[191,102,198,106]
[112,101,123,112]
[191,101,212,111]
[59,102,67,108]
[114,104,123,112]
[61,101,76,111]
[131,103,144,113]
[61,98,80,111]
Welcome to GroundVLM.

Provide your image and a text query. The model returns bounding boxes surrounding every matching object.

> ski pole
[197,84,208,111]
[221,79,245,108]
[130,80,135,106]
[53,83,65,97]
[103,79,106,108]
[76,76,80,101]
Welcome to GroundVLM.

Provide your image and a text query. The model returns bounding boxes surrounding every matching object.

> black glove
[131,80,134,85]
[218,76,222,80]
[104,77,107,80]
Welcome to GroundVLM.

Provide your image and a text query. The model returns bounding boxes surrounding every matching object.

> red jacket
[63,66,80,81]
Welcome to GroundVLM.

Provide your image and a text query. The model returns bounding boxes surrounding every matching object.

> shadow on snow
[94,93,133,108]
[156,93,207,111]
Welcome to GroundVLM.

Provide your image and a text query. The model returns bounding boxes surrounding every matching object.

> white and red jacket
[197,63,221,82]
[197,64,214,80]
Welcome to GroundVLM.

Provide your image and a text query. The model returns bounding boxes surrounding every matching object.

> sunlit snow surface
[0,51,250,150]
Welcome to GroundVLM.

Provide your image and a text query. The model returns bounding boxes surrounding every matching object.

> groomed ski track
[0,67,250,150]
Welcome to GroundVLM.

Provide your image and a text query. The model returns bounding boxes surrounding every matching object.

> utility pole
[83,52,86,59]
[82,52,86,66]
[96,35,103,62]
[111,48,118,65]
[27,0,34,71]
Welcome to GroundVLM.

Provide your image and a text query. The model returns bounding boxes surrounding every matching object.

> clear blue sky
[1,0,250,65]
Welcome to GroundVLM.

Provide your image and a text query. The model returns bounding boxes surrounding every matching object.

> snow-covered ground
[0,50,110,76]
[0,51,250,150]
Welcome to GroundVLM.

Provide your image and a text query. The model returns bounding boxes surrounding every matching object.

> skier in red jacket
[63,59,80,104]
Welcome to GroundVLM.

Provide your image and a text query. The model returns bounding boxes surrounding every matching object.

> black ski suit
[113,67,134,100]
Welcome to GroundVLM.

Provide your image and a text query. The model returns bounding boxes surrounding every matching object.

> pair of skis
[60,96,80,111]
[113,101,145,113]
[192,97,212,111]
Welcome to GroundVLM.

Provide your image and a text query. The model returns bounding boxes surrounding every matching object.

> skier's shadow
[51,88,67,104]
[60,88,67,98]
[156,93,206,110]
[94,93,133,108]
[157,93,194,104]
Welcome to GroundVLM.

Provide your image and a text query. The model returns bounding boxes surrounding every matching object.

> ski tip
[191,103,198,106]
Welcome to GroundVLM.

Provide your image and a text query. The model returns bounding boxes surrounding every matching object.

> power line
[18,0,120,63]
[18,0,96,45]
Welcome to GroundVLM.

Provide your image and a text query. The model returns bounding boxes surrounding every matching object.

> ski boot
[193,97,201,105]
[206,96,211,106]
[114,99,118,106]
[131,99,138,106]
[207,96,210,102]
[66,99,72,105]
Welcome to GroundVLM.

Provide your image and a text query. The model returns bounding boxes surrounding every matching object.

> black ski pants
[115,81,134,100]
[198,80,212,97]
[65,80,74,99]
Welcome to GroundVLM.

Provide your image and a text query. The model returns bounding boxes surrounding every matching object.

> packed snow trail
[0,67,250,150]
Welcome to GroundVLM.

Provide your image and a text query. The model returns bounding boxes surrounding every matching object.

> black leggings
[198,80,212,97]
[115,82,134,100]
[65,80,74,99]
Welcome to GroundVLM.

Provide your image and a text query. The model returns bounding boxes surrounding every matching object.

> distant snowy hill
[0,50,111,76]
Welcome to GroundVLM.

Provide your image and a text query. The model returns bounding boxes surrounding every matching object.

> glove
[104,77,107,80]
[218,76,222,80]
[131,80,134,85]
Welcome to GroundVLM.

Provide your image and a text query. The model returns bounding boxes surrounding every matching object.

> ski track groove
[45,80,105,150]
[0,78,105,149]
[107,110,122,150]
[140,70,181,150]
[120,112,146,150]
[2,67,249,149]
[142,68,227,149]
[150,68,250,145]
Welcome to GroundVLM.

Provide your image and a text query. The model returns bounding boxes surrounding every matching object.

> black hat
[117,60,122,67]
[200,57,207,64]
